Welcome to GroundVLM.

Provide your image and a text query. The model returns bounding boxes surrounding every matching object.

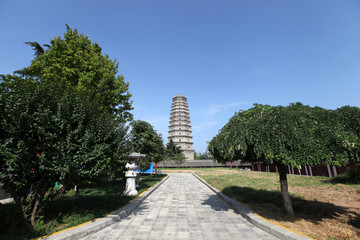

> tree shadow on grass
[0,174,166,239]
[323,175,360,185]
[43,175,166,222]
[206,186,359,230]
[44,191,132,220]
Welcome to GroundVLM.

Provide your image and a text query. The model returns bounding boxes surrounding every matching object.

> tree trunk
[277,164,294,215]
[54,184,67,199]
[4,183,32,231]
[30,198,40,226]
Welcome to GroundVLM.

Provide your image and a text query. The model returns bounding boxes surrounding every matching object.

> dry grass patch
[162,168,360,240]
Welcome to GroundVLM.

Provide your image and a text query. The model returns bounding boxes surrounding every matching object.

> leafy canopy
[0,75,129,227]
[17,26,132,121]
[130,120,165,170]
[0,26,132,228]
[208,102,360,215]
[165,139,183,157]
[209,103,359,167]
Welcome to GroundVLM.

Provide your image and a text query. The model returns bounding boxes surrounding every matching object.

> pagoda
[168,93,195,160]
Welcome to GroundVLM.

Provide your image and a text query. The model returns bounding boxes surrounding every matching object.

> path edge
[192,173,313,240]
[38,175,170,240]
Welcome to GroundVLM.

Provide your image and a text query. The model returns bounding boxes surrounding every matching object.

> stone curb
[192,173,313,240]
[40,175,170,240]
[0,198,14,204]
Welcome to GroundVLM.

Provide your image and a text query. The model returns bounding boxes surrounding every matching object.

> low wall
[158,159,252,168]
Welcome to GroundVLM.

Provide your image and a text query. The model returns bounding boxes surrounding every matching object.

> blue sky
[1,0,360,153]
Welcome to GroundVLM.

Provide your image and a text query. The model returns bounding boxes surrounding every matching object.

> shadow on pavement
[201,194,236,212]
[124,201,151,219]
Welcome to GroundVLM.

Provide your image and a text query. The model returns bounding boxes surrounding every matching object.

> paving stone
[81,174,278,240]
[177,232,191,238]
[163,231,176,237]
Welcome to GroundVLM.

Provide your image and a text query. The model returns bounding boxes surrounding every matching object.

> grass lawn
[163,168,360,240]
[0,174,166,240]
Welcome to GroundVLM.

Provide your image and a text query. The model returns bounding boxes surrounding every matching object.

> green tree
[173,153,186,166]
[209,103,359,215]
[0,26,132,229]
[335,105,360,161]
[165,139,182,156]
[194,151,212,160]
[0,75,129,228]
[335,106,360,180]
[17,25,132,121]
[130,120,165,174]
[164,139,186,166]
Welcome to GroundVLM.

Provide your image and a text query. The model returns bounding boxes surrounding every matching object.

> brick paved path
[82,173,277,240]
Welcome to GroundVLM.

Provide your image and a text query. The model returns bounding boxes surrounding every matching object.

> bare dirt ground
[162,168,360,240]
[286,185,360,240]
[250,184,360,240]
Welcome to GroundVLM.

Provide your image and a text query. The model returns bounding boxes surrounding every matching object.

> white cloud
[190,101,250,137]
[192,121,218,135]
[206,101,248,117]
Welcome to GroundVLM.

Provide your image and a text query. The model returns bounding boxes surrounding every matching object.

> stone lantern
[123,152,146,196]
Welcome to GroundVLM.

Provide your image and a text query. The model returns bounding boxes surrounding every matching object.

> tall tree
[165,139,186,166]
[208,103,359,215]
[0,75,129,227]
[335,106,360,178]
[17,25,133,121]
[165,139,182,156]
[130,120,165,173]
[0,26,132,229]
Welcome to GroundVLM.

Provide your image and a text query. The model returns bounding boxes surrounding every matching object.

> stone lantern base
[123,162,138,196]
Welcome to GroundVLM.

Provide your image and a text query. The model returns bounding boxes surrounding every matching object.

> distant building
[168,93,195,160]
